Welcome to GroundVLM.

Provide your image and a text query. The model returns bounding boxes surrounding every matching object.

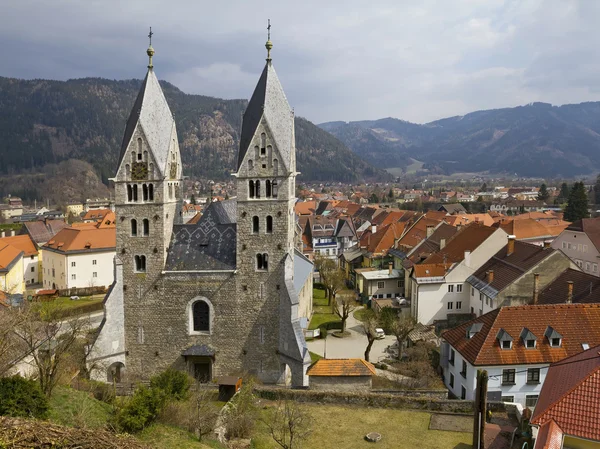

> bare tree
[313,255,345,306]
[333,289,357,334]
[362,309,379,362]
[385,312,417,361]
[8,301,90,396]
[263,399,312,449]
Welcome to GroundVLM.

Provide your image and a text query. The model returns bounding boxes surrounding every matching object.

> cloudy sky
[1,0,599,124]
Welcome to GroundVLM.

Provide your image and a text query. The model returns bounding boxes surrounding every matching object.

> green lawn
[40,295,104,316]
[309,287,341,330]
[313,287,327,306]
[48,386,113,429]
[353,306,370,322]
[309,351,322,363]
[138,424,225,449]
[251,404,472,449]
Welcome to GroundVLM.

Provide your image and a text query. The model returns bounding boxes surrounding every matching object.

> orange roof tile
[295,201,317,216]
[0,235,37,257]
[442,303,600,366]
[0,243,23,272]
[444,214,495,227]
[307,359,376,377]
[360,222,405,256]
[533,420,563,449]
[187,212,202,224]
[397,217,442,249]
[44,226,116,253]
[413,263,452,278]
[82,209,112,221]
[495,218,557,240]
[424,223,498,265]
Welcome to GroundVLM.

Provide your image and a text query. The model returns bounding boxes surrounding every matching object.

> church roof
[165,200,237,271]
[119,68,175,177]
[237,60,293,171]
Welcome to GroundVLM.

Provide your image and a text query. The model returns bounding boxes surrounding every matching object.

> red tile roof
[0,244,23,273]
[424,223,498,265]
[413,263,453,279]
[538,268,600,305]
[533,420,563,449]
[397,217,442,249]
[360,222,405,256]
[531,345,600,441]
[294,201,317,216]
[566,218,600,253]
[442,304,600,366]
[44,226,116,253]
[0,235,37,257]
[307,359,376,377]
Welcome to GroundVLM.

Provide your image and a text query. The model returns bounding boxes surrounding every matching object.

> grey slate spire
[237,43,294,172]
[118,43,175,177]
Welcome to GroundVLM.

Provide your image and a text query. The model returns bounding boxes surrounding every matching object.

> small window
[93,272,97,278]
[501,396,514,403]
[562,242,566,249]
[252,216,259,233]
[256,253,268,271]
[502,340,512,349]
[377,281,385,289]
[248,159,253,170]
[527,368,540,384]
[456,284,462,293]
[31,266,35,273]
[456,301,462,310]
[449,349,455,365]
[397,280,404,288]
[502,369,515,385]
[148,184,154,201]
[272,180,278,197]
[135,255,146,272]
[143,219,149,236]
[550,337,561,347]
[594,263,598,273]
[526,339,536,349]
[71,261,76,267]
[255,180,261,198]
[131,219,138,236]
[525,395,539,408]
[461,386,466,400]
[447,302,453,310]
[449,373,454,388]
[460,361,467,378]
[448,285,454,293]
[192,301,210,332]
[479,293,484,302]
[266,180,272,197]
[249,180,255,198]
[93,260,97,265]
[485,296,489,306]
[143,184,148,201]
[71,274,76,280]
[471,287,474,296]
[266,216,273,233]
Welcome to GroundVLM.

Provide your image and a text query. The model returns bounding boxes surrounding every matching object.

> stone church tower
[88,34,311,387]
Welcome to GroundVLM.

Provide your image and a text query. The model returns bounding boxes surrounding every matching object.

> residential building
[84,198,114,211]
[531,344,600,449]
[410,224,508,325]
[182,203,203,223]
[0,243,24,294]
[306,215,357,260]
[0,234,40,285]
[441,303,600,409]
[438,203,467,215]
[307,358,376,391]
[490,199,546,214]
[551,218,600,276]
[0,204,24,220]
[466,238,577,314]
[42,219,116,290]
[359,222,406,269]
[355,263,404,300]
[66,202,84,216]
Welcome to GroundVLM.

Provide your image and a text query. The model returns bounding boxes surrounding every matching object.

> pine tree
[594,175,600,205]
[537,183,549,202]
[388,188,394,199]
[557,183,570,203]
[564,181,590,222]
[480,182,488,192]
[369,193,379,204]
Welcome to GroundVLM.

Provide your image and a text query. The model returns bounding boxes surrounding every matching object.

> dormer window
[496,329,513,349]
[520,328,537,349]
[465,323,483,340]
[545,326,563,348]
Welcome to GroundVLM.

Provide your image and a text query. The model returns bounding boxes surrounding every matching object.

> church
[88,31,312,387]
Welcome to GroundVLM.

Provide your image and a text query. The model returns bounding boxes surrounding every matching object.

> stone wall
[309,376,372,392]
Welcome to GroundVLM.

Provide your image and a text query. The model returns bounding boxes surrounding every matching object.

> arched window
[256,253,268,270]
[266,180,272,197]
[263,253,268,270]
[168,184,173,199]
[272,180,278,198]
[131,151,136,163]
[273,159,278,176]
[132,185,138,202]
[131,219,138,236]
[252,216,259,233]
[137,138,142,153]
[127,184,133,202]
[142,184,148,201]
[248,159,253,170]
[254,145,260,159]
[143,219,149,236]
[249,180,255,198]
[267,145,273,162]
[192,300,210,332]
[260,133,266,155]
[125,164,130,178]
[148,184,154,201]
[256,180,261,198]
[134,255,146,272]
[266,216,273,234]
[143,150,148,162]
[256,253,263,270]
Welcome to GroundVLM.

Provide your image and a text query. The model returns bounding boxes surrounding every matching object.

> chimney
[371,225,377,234]
[543,240,551,249]
[533,273,540,304]
[464,250,471,267]
[567,281,574,304]
[439,238,446,250]
[10,230,15,237]
[0,231,4,238]
[487,270,494,284]
[507,235,516,256]
[388,262,393,275]
[426,225,434,238]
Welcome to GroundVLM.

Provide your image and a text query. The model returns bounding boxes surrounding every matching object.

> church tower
[235,29,309,385]
[113,35,183,376]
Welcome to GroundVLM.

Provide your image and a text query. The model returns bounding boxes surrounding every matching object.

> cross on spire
[148,27,153,46]
[265,19,273,61]
[146,27,155,69]
[267,19,271,40]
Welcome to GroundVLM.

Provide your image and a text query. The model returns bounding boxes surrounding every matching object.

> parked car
[375,328,385,339]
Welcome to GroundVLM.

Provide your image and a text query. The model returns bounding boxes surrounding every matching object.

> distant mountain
[320,102,600,177]
[0,76,388,187]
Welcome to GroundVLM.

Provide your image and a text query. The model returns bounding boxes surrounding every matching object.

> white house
[355,263,404,299]
[441,303,600,410]
[41,219,116,291]
[410,224,508,325]
[0,234,40,285]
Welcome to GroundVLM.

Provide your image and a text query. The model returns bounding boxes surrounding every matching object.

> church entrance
[194,362,211,383]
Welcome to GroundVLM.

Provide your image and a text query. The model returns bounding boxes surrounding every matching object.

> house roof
[442,303,600,366]
[405,223,459,267]
[468,240,556,296]
[0,243,23,273]
[538,268,600,305]
[237,60,293,172]
[44,226,116,253]
[533,419,563,449]
[494,218,559,241]
[82,209,112,222]
[531,345,600,442]
[424,223,499,265]
[294,201,317,216]
[566,218,600,253]
[360,269,402,281]
[0,235,37,257]
[23,219,68,245]
[397,217,442,249]
[360,222,405,256]
[412,263,452,279]
[307,358,376,377]
[439,203,467,214]
[445,214,495,227]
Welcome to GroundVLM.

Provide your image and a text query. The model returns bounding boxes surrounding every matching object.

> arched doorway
[278,363,292,387]
[107,362,125,383]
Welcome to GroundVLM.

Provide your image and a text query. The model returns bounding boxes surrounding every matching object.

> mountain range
[0,76,388,191]
[321,102,600,178]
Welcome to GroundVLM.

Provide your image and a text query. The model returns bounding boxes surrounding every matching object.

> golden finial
[147,27,155,69]
[265,19,273,61]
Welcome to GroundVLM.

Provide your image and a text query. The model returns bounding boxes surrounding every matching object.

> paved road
[306,309,397,362]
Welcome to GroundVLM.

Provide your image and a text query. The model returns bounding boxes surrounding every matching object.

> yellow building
[0,243,25,295]
[66,202,84,217]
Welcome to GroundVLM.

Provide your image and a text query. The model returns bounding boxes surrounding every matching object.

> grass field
[48,386,113,429]
[308,287,341,330]
[46,295,104,315]
[353,306,370,322]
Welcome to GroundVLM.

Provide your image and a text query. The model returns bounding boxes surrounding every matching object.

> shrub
[0,376,49,419]
[150,368,190,401]
[158,389,220,441]
[224,378,257,439]
[318,324,328,339]
[73,378,115,404]
[115,385,166,433]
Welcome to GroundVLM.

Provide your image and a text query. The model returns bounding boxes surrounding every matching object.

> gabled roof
[494,218,559,240]
[405,223,458,268]
[360,222,405,256]
[424,223,499,265]
[538,268,600,305]
[119,67,175,176]
[439,203,467,214]
[293,249,313,293]
[295,201,317,216]
[442,304,600,366]
[444,214,495,227]
[566,218,600,253]
[0,244,23,273]
[468,240,556,296]
[237,60,293,171]
[23,220,68,245]
[531,345,600,442]
[397,217,442,249]
[307,358,376,377]
[0,235,37,257]
[43,226,116,253]
[412,263,452,280]
[82,209,112,222]
[533,419,563,449]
